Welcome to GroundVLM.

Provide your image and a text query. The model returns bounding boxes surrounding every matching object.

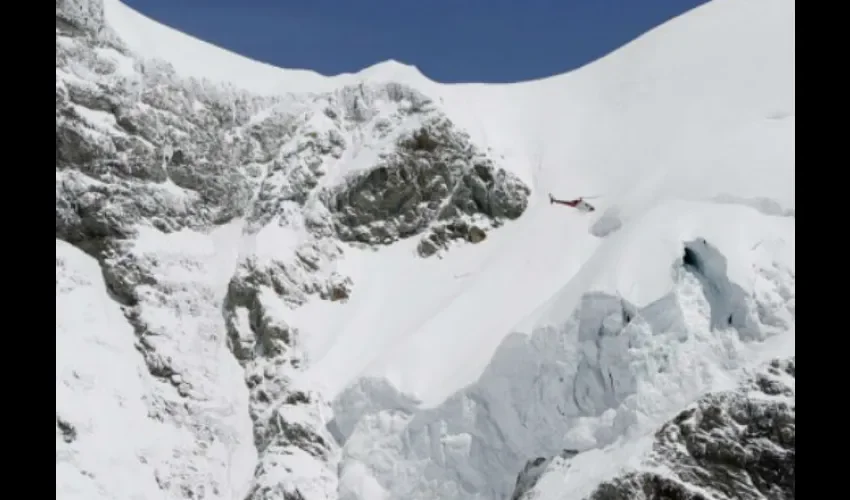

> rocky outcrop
[417,218,489,257]
[56,21,271,254]
[224,263,340,500]
[56,13,529,257]
[511,449,580,500]
[509,356,796,500]
[323,120,529,249]
[57,0,105,36]
[588,357,795,500]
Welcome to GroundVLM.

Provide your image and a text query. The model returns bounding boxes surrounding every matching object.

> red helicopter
[549,193,598,213]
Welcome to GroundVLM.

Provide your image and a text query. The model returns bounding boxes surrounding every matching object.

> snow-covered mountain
[55,0,795,499]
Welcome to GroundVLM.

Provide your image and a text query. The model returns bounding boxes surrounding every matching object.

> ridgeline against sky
[124,0,710,83]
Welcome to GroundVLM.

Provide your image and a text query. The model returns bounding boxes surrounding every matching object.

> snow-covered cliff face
[56,0,528,498]
[56,1,528,258]
[56,0,794,499]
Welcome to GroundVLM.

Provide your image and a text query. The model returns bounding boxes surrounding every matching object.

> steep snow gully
[56,0,794,499]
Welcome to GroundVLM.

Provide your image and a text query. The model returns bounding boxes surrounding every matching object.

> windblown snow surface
[56,0,794,499]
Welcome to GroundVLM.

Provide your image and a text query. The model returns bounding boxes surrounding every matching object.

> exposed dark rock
[57,0,105,36]
[220,252,340,498]
[326,119,529,247]
[468,225,487,243]
[404,127,440,152]
[224,264,296,363]
[512,451,581,500]
[321,277,352,302]
[417,237,440,258]
[508,356,795,500]
[590,474,710,500]
[57,415,78,444]
[286,391,311,405]
[585,356,795,500]
[416,219,491,257]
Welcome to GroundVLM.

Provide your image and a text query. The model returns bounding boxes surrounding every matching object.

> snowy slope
[98,0,794,405]
[56,0,794,498]
[289,0,794,405]
[56,238,257,499]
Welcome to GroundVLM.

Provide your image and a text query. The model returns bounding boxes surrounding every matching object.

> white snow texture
[56,0,794,499]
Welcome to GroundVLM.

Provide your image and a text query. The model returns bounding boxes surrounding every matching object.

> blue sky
[124,0,710,83]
